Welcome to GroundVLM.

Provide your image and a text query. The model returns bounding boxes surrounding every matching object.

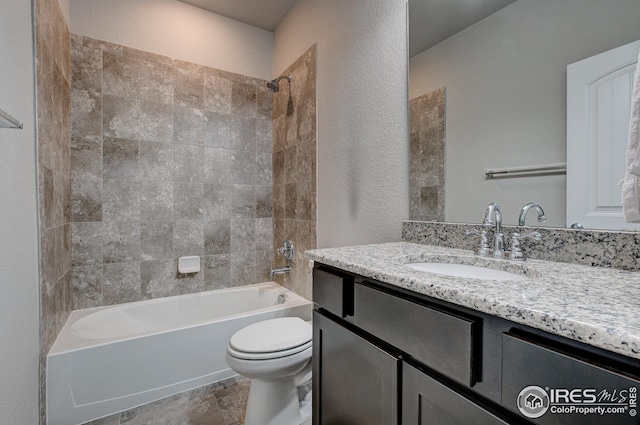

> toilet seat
[228,317,312,360]
[227,340,312,360]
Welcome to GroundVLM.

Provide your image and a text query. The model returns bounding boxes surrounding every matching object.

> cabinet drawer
[404,363,510,425]
[313,267,354,318]
[502,332,640,424]
[354,282,479,386]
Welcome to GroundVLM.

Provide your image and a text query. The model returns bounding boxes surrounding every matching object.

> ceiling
[408,0,517,57]
[178,0,517,57]
[178,0,298,31]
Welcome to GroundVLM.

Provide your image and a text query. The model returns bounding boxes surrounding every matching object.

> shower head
[267,75,291,93]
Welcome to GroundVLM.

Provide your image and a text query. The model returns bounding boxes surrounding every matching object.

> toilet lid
[229,317,312,354]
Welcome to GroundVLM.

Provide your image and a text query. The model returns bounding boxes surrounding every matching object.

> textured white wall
[274,0,410,248]
[68,0,273,80]
[0,1,41,424]
[409,0,640,227]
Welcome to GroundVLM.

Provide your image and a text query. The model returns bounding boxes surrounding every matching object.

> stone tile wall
[70,36,273,308]
[35,0,72,423]
[272,46,317,301]
[409,88,445,221]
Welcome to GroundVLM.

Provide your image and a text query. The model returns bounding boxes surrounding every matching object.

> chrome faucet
[483,202,505,258]
[518,203,547,226]
[270,266,291,277]
[271,239,294,278]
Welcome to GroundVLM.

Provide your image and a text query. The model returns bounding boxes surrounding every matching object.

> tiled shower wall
[409,88,445,221]
[70,36,274,308]
[272,46,317,301]
[35,0,73,422]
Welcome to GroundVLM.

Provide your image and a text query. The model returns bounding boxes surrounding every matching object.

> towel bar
[485,163,566,178]
[0,107,23,129]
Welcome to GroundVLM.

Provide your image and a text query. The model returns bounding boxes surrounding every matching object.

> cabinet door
[313,310,399,425]
[502,332,640,425]
[403,363,511,425]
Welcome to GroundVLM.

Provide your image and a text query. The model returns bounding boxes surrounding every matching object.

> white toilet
[225,317,313,425]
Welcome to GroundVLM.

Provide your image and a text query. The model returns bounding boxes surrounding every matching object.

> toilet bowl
[225,317,312,425]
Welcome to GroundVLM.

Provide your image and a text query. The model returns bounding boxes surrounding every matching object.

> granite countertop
[304,242,640,360]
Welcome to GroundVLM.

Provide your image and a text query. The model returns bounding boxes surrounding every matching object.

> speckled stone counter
[304,242,640,360]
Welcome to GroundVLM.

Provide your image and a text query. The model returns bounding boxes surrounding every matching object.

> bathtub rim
[49,282,310,355]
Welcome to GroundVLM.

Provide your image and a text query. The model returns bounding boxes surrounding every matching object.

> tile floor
[81,376,312,425]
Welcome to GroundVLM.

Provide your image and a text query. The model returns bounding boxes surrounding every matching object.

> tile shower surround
[70,35,275,308]
[271,46,317,301]
[35,0,73,423]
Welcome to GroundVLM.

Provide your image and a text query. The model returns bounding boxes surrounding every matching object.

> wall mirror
[408,0,640,230]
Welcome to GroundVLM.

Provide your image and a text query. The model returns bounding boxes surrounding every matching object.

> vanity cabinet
[312,265,640,425]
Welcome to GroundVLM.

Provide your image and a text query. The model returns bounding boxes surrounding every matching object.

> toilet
[225,317,312,425]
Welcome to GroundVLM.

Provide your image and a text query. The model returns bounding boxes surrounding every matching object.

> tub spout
[270,266,291,277]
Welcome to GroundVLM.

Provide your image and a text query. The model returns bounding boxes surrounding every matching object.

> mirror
[408,0,640,230]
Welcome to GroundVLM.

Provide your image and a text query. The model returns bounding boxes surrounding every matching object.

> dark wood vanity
[312,264,640,425]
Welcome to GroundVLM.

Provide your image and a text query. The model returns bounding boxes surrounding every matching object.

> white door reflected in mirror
[566,39,640,231]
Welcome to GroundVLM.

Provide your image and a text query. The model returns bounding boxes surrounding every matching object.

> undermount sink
[405,262,530,281]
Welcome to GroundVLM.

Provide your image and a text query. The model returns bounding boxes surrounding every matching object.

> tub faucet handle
[277,239,294,262]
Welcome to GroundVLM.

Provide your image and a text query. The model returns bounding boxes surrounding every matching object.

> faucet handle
[466,228,491,257]
[514,231,542,242]
[277,239,294,261]
[509,232,542,261]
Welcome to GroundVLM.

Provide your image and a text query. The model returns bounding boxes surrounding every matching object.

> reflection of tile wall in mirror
[409,88,445,221]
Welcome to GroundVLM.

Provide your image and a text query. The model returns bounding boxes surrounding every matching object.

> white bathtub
[46,282,312,425]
